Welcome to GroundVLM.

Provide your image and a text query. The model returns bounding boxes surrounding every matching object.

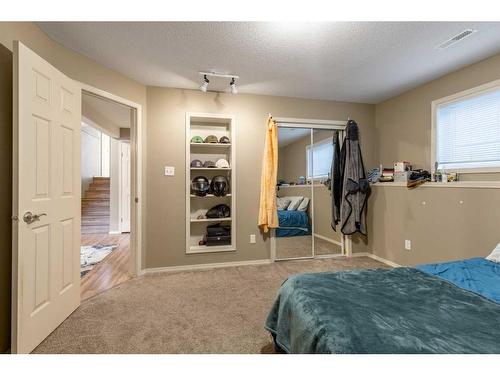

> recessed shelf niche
[185,113,236,254]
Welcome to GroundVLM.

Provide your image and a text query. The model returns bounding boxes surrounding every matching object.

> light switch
[164,166,175,176]
[405,240,411,251]
[250,234,256,244]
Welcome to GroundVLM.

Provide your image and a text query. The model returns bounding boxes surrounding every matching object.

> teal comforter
[265,267,500,353]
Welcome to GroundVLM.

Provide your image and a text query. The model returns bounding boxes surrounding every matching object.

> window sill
[370,181,500,189]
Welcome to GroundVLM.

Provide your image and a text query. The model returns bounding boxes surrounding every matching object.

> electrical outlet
[164,166,175,176]
[405,240,411,251]
[250,234,256,244]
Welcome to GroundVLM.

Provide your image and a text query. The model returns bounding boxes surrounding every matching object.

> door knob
[23,211,47,224]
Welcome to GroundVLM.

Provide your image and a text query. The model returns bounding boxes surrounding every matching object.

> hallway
[81,233,131,300]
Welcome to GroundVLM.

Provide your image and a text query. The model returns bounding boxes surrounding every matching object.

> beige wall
[146,87,374,268]
[0,42,13,353]
[367,52,500,264]
[278,134,309,183]
[360,186,500,266]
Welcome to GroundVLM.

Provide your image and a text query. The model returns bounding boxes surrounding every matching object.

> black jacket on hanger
[337,120,369,236]
[331,130,341,230]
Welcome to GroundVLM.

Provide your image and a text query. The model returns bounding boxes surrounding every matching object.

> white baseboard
[142,258,273,275]
[108,231,122,235]
[314,253,345,259]
[141,252,400,276]
[352,252,401,268]
[313,233,342,247]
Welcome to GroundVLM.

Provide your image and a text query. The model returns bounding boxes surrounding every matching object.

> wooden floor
[81,233,131,301]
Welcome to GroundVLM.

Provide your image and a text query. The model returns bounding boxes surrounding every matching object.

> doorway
[272,118,348,261]
[12,41,143,353]
[79,92,133,300]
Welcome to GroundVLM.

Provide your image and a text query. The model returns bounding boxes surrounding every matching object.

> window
[434,83,500,172]
[306,138,333,179]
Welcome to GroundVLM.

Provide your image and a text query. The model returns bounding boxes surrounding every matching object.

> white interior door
[120,142,131,232]
[12,41,81,353]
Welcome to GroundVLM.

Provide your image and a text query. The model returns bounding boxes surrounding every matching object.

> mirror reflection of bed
[275,127,343,260]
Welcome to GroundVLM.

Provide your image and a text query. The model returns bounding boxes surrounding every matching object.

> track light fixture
[199,72,239,94]
[200,75,209,92]
[230,77,238,95]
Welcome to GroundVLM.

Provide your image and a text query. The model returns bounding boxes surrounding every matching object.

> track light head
[200,75,209,92]
[230,77,238,95]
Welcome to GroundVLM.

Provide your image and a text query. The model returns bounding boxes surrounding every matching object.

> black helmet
[219,136,230,144]
[210,175,229,197]
[206,204,231,218]
[190,159,203,168]
[191,176,210,196]
[203,160,216,168]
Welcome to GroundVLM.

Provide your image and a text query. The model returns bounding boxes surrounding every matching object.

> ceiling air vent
[436,29,477,49]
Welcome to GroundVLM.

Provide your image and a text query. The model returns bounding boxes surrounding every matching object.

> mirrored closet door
[275,127,313,259]
[274,123,345,261]
[311,129,343,256]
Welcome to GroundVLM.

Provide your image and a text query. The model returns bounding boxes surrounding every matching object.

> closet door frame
[271,118,348,262]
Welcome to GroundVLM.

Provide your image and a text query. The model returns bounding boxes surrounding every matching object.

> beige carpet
[276,235,342,259]
[33,256,389,354]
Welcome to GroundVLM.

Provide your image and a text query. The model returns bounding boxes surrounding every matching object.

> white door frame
[119,141,131,233]
[79,83,143,276]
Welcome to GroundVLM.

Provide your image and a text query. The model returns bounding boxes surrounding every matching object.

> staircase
[81,177,110,234]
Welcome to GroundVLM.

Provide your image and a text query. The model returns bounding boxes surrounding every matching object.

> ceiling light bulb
[200,75,209,92]
[230,78,238,95]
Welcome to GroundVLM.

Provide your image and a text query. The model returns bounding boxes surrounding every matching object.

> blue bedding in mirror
[276,210,311,237]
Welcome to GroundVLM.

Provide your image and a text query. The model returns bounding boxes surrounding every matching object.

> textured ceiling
[38,22,500,103]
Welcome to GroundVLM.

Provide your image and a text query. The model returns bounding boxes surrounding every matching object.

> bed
[275,210,311,237]
[265,257,500,353]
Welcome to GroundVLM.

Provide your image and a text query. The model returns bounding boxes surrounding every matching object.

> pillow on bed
[297,197,310,212]
[277,197,291,210]
[286,196,304,211]
[486,243,500,263]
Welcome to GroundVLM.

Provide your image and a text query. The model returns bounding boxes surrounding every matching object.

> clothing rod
[274,117,347,127]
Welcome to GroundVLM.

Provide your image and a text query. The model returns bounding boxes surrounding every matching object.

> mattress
[265,265,500,353]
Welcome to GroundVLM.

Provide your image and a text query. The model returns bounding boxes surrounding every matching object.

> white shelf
[370,181,500,189]
[279,184,326,188]
[190,217,231,223]
[190,194,232,197]
[190,143,231,148]
[186,112,236,255]
[187,245,235,254]
[190,168,231,171]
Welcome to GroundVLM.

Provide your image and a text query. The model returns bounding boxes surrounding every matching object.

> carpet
[34,256,388,354]
[80,244,118,277]
[276,235,342,259]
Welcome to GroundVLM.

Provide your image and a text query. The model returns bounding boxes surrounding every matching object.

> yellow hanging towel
[258,116,279,233]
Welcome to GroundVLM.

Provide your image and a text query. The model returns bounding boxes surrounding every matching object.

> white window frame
[431,78,500,174]
[306,137,333,180]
